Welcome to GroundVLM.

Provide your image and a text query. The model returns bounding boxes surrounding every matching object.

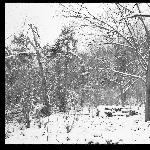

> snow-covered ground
[5,105,150,144]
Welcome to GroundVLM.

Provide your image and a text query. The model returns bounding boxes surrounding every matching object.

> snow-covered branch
[120,13,150,21]
[99,67,146,82]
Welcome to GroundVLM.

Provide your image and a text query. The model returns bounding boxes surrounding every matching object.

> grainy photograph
[5,3,150,144]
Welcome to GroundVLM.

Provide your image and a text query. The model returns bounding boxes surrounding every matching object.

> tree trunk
[36,49,50,113]
[80,88,84,107]
[25,110,31,128]
[135,3,150,122]
[62,50,68,112]
[22,99,31,128]
[120,86,126,107]
[145,50,150,121]
[29,24,50,113]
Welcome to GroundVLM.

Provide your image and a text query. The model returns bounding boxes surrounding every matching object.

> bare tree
[59,3,150,121]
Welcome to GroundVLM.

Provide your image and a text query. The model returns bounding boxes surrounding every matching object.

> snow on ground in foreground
[5,105,150,144]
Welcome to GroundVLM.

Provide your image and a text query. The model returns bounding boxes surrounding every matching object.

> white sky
[5,3,68,46]
[5,3,150,48]
[5,3,105,47]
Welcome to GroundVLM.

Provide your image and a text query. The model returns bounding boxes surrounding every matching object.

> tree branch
[103,42,133,49]
[120,14,150,20]
[60,3,148,72]
[99,67,146,82]
[116,3,134,13]
[116,3,148,71]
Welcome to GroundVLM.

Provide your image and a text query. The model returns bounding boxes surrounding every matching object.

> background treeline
[5,3,150,130]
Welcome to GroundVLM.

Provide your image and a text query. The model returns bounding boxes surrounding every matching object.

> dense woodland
[5,3,150,144]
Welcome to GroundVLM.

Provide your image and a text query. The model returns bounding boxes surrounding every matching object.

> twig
[46,116,49,142]
[66,108,78,133]
[56,114,63,144]
[99,67,145,81]
[116,3,134,13]
[120,14,150,21]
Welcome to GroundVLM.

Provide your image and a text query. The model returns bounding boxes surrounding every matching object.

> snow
[5,105,150,144]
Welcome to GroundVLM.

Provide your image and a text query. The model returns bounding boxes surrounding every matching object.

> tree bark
[134,3,150,122]
[80,64,86,107]
[62,45,69,112]
[29,24,50,113]
[145,50,150,121]
[119,86,126,107]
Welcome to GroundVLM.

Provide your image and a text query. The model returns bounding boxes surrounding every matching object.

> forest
[5,3,150,144]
